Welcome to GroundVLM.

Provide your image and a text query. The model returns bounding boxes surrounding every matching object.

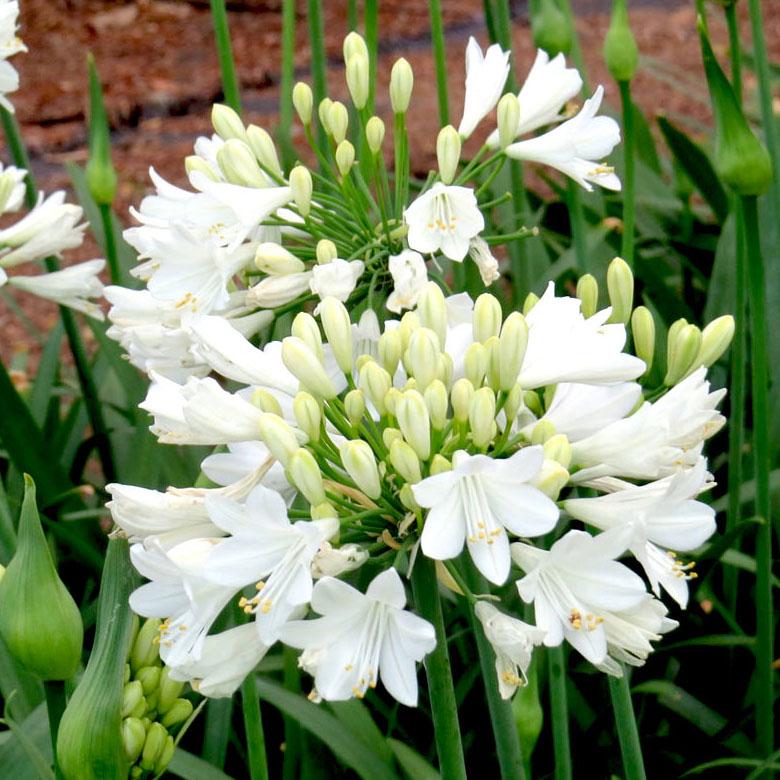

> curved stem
[547,645,572,780]
[209,0,241,112]
[411,556,467,780]
[241,674,269,780]
[608,671,646,780]
[619,80,635,268]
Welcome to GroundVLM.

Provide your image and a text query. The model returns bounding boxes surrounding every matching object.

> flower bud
[603,0,638,82]
[318,97,333,133]
[346,52,370,109]
[140,723,168,772]
[631,305,655,373]
[289,448,327,505]
[316,239,338,264]
[397,311,420,350]
[136,666,161,696]
[340,441,382,499]
[290,165,313,217]
[576,274,599,318]
[696,315,735,368]
[311,502,338,520]
[664,322,702,386]
[384,387,403,417]
[497,93,521,149]
[473,293,502,342]
[451,378,475,423]
[406,327,441,390]
[399,484,419,512]
[543,434,572,469]
[291,312,324,361]
[484,335,502,392]
[248,272,313,308]
[430,454,452,475]
[469,387,497,449]
[0,475,83,680]
[161,697,194,729]
[396,391,431,460]
[607,256,634,324]
[86,56,117,206]
[255,242,305,275]
[417,282,448,347]
[328,101,349,144]
[282,337,337,399]
[382,427,403,450]
[524,390,543,417]
[344,389,366,426]
[499,312,528,391]
[336,140,356,177]
[217,139,266,187]
[389,439,422,484]
[366,116,386,154]
[425,380,449,430]
[130,618,161,672]
[211,103,247,142]
[390,58,414,114]
[247,125,283,179]
[437,125,461,185]
[461,343,486,388]
[378,329,402,375]
[122,681,144,718]
[185,155,218,181]
[251,388,283,417]
[359,361,393,415]
[504,382,524,421]
[293,392,322,442]
[531,419,556,445]
[319,297,353,373]
[531,0,573,57]
[157,666,185,715]
[258,412,300,466]
[122,717,146,763]
[531,460,570,501]
[293,82,314,125]
[312,542,368,578]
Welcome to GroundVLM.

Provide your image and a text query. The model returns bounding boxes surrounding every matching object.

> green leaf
[167,748,237,780]
[0,703,53,780]
[682,757,780,777]
[387,738,440,780]
[28,322,64,426]
[328,699,394,765]
[255,677,398,780]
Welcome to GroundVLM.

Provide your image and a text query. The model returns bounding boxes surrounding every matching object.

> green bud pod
[122,717,146,763]
[532,460,570,501]
[211,103,247,142]
[365,116,386,155]
[346,52,370,109]
[417,282,448,348]
[696,314,735,368]
[531,419,556,445]
[328,101,349,144]
[123,663,131,685]
[430,454,453,475]
[282,337,337,399]
[0,475,83,680]
[389,439,423,484]
[251,388,284,417]
[499,312,529,391]
[504,383,525,422]
[398,484,420,512]
[319,297,353,373]
[256,242,306,275]
[531,0,573,57]
[140,723,168,771]
[161,697,194,729]
[606,256,634,324]
[343,31,369,62]
[217,139,266,187]
[396,390,431,460]
[523,390,543,418]
[290,165,313,217]
[424,379,449,430]
[378,329,402,376]
[336,140,356,178]
[451,378,475,423]
[575,273,599,318]
[293,82,314,125]
[130,618,160,672]
[484,335,502,392]
[469,387,497,449]
[664,323,702,386]
[258,412,300,466]
[247,124,283,179]
[384,387,403,418]
[293,392,322,443]
[359,360,393,415]
[390,58,414,114]
[341,440,382,499]
[122,681,144,718]
[86,55,117,206]
[603,0,638,82]
[289,448,327,505]
[436,125,461,185]
[157,666,185,715]
[311,501,338,520]
[155,734,176,776]
[631,305,655,373]
[406,327,441,390]
[344,389,366,426]
[292,312,324,361]
[497,93,521,149]
[397,311,420,351]
[473,293,502,342]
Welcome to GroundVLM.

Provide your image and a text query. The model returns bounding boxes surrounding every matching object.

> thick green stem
[547,645,572,780]
[365,0,378,114]
[278,0,296,167]
[619,80,635,268]
[242,674,269,780]
[740,194,774,763]
[411,556,467,780]
[307,0,328,152]
[44,680,67,779]
[567,181,588,273]
[98,202,123,286]
[209,0,241,112]
[608,672,646,780]
[427,0,449,126]
[724,3,742,103]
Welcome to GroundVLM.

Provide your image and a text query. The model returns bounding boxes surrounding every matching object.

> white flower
[487,50,582,146]
[565,461,715,608]
[474,601,545,698]
[387,250,428,313]
[247,271,313,308]
[517,282,645,388]
[311,541,368,579]
[203,485,337,643]
[309,258,365,310]
[280,568,436,705]
[512,528,647,665]
[201,441,293,501]
[505,86,621,192]
[413,447,559,585]
[457,37,511,139]
[468,237,500,286]
[404,183,485,262]
[0,1,24,112]
[7,259,105,318]
[0,162,26,213]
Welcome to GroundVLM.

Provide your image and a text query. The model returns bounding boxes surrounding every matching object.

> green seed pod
[603,0,638,82]
[531,0,573,57]
[0,475,83,680]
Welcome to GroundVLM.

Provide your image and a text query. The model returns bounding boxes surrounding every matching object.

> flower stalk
[608,671,646,780]
[209,0,241,112]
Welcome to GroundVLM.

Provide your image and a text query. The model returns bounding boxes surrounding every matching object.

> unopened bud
[464,343,488,388]
[340,441,382,499]
[247,125,283,179]
[576,274,599,318]
[217,139,265,187]
[497,93,520,148]
[211,103,247,142]
[346,53,370,109]
[319,297,353,373]
[293,82,314,125]
[251,388,283,417]
[161,697,193,729]
[157,667,184,715]
[543,434,572,469]
[695,315,735,369]
[328,101,349,144]
[499,312,528,391]
[532,460,570,501]
[504,382,524,421]
[397,311,420,350]
[292,312,324,361]
[289,448,326,505]
[417,282,448,347]
[390,58,414,113]
[311,502,338,520]
[378,329,402,375]
[603,0,638,82]
[366,116,386,154]
[522,292,539,315]
[185,155,218,181]
[256,243,305,275]
[469,387,497,449]
[316,239,338,265]
[397,391,431,460]
[384,387,403,418]
[531,0,573,57]
[406,328,441,390]
[343,31,369,62]
[318,97,333,133]
[282,337,337,399]
[437,125,461,185]
[122,717,146,763]
[382,427,403,450]
[399,484,420,511]
[451,378,475,422]
[293,392,322,442]
[664,323,702,385]
[344,389,366,426]
[336,140,356,177]
[607,257,634,324]
[122,681,144,718]
[359,361,392,415]
[136,666,161,696]
[631,305,655,373]
[389,439,422,484]
[140,723,168,771]
[155,734,176,775]
[473,293,502,342]
[531,419,556,445]
[290,165,313,217]
[484,336,502,392]
[424,380,449,429]
[258,413,300,466]
[430,454,452,475]
[131,618,161,672]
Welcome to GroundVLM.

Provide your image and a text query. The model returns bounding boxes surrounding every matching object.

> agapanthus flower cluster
[105,32,621,381]
[0,0,24,112]
[107,257,733,704]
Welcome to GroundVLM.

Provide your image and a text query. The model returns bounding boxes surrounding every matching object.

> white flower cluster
[108,271,729,704]
[105,33,621,380]
[0,0,25,112]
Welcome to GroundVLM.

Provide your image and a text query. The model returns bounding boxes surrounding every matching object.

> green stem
[740,194,774,763]
[241,674,269,780]
[428,0,449,126]
[557,0,589,94]
[724,2,742,103]
[547,645,572,780]
[410,556,467,780]
[619,80,635,268]
[567,180,587,272]
[393,113,409,217]
[608,671,646,780]
[365,0,378,114]
[307,0,328,152]
[0,108,36,208]
[209,0,241,112]
[278,0,296,167]
[44,680,67,779]
[98,202,123,286]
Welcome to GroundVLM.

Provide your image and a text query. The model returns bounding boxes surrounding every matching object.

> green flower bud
[293,392,322,443]
[430,454,452,475]
[378,329,402,375]
[293,82,314,125]
[365,116,386,155]
[523,390,543,418]
[390,58,414,114]
[664,322,702,386]
[631,305,655,373]
[0,475,83,680]
[522,292,539,315]
[319,297,353,373]
[290,165,313,217]
[484,336,502,392]
[425,380,449,430]
[531,419,556,445]
[696,314,735,368]
[606,256,634,324]
[406,327,441,390]
[397,311,420,351]
[543,434,572,469]
[344,389,366,426]
[359,361,393,415]
[382,427,403,450]
[289,448,327,505]
[0,173,21,214]
[291,314,324,358]
[136,666,160,696]
[397,391,431,460]
[473,293,502,342]
[499,312,529,391]
[699,20,773,195]
[398,484,420,512]
[258,412,300,466]
[185,155,219,181]
[504,383,525,422]
[140,723,168,771]
[316,239,338,265]
[318,97,333,133]
[532,460,570,501]
[497,93,521,149]
[155,734,176,776]
[211,103,247,142]
[575,273,599,318]
[603,0,638,82]
[311,501,338,520]
[157,666,185,715]
[343,32,369,63]
[464,342,488,388]
[247,125,284,179]
[336,140,356,178]
[436,125,461,185]
[255,243,305,275]
[469,387,497,449]
[417,282,448,348]
[341,441,382,499]
[384,387,403,417]
[346,52,370,109]
[161,697,194,729]
[86,55,117,206]
[451,378,475,423]
[531,0,572,56]
[130,618,161,673]
[282,337,337,399]
[123,663,131,685]
[389,439,422,484]
[251,388,284,417]
[328,101,349,144]
[122,681,144,718]
[122,717,146,763]
[217,139,266,187]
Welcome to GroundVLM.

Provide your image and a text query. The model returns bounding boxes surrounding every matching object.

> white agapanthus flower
[413,447,559,585]
[0,0,25,112]
[467,237,500,286]
[280,569,436,705]
[506,86,621,191]
[0,162,26,213]
[309,258,365,311]
[457,37,511,139]
[387,249,428,313]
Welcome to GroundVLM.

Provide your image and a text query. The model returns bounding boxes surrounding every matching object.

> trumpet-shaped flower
[280,568,436,705]
[404,183,485,262]
[505,86,621,191]
[310,258,365,310]
[387,250,428,313]
[413,447,559,585]
[0,1,24,112]
[457,37,511,139]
